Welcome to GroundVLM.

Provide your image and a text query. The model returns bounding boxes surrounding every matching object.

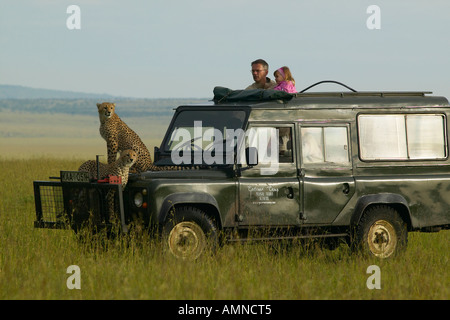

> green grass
[0,157,449,300]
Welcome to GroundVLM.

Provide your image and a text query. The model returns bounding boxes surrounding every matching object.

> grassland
[0,111,449,300]
[0,157,449,300]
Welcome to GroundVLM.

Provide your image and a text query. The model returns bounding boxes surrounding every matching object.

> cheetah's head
[120,149,138,168]
[97,102,115,121]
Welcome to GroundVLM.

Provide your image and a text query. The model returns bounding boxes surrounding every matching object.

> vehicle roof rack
[297,80,432,97]
[213,81,434,104]
[299,80,358,93]
[295,91,433,98]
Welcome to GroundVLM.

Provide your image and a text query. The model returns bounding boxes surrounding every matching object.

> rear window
[358,114,447,160]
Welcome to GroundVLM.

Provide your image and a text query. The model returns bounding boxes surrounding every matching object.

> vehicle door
[237,124,302,226]
[298,123,355,224]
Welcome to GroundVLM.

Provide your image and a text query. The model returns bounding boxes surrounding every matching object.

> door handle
[286,187,294,199]
[342,183,350,195]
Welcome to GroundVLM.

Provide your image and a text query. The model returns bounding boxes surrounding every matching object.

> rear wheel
[353,205,408,258]
[163,206,218,260]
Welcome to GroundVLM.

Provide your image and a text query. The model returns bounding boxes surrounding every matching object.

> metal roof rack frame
[296,80,432,97]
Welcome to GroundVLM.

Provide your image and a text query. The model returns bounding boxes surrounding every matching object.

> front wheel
[353,205,408,258]
[163,206,218,260]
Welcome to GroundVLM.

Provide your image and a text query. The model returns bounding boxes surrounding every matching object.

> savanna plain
[0,108,449,300]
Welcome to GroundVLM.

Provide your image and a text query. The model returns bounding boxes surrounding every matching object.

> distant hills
[0,84,118,100]
[0,84,210,117]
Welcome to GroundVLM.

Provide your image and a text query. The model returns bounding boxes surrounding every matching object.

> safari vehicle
[33,81,450,259]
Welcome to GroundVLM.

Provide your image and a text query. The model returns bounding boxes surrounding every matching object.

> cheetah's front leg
[107,141,119,164]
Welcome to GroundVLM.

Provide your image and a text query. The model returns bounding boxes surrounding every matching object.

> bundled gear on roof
[213,86,294,103]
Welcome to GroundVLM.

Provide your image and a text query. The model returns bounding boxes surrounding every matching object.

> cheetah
[78,149,137,187]
[77,149,137,225]
[97,102,152,173]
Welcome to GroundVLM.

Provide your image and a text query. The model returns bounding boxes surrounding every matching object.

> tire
[163,206,218,260]
[353,205,408,258]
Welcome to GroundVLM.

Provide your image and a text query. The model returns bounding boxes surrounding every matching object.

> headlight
[134,192,143,207]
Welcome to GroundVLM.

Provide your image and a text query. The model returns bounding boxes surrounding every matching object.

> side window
[358,115,407,159]
[407,115,445,159]
[278,127,294,163]
[358,114,446,160]
[301,126,350,165]
[242,126,294,164]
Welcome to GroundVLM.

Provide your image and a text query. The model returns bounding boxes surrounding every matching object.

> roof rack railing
[296,91,433,97]
[297,80,432,97]
[299,80,357,93]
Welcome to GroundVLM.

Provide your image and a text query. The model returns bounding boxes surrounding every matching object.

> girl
[273,66,297,93]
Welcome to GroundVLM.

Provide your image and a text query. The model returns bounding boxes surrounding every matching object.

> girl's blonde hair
[274,66,295,85]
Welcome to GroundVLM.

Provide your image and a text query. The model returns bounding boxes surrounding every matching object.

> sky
[0,0,449,99]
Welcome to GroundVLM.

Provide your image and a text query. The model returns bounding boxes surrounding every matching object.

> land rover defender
[33,82,450,259]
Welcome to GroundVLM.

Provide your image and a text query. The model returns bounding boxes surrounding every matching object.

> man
[245,59,276,90]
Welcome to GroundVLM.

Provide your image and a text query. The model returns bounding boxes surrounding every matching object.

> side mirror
[245,147,258,166]
[154,146,160,162]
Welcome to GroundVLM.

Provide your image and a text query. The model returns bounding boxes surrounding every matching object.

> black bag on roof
[213,86,294,103]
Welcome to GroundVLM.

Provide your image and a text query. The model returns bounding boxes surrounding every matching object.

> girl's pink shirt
[273,81,297,93]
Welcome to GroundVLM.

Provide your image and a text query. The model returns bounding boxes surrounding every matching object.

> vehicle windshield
[163,109,247,165]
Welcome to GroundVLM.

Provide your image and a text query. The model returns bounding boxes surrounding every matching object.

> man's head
[251,59,269,84]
